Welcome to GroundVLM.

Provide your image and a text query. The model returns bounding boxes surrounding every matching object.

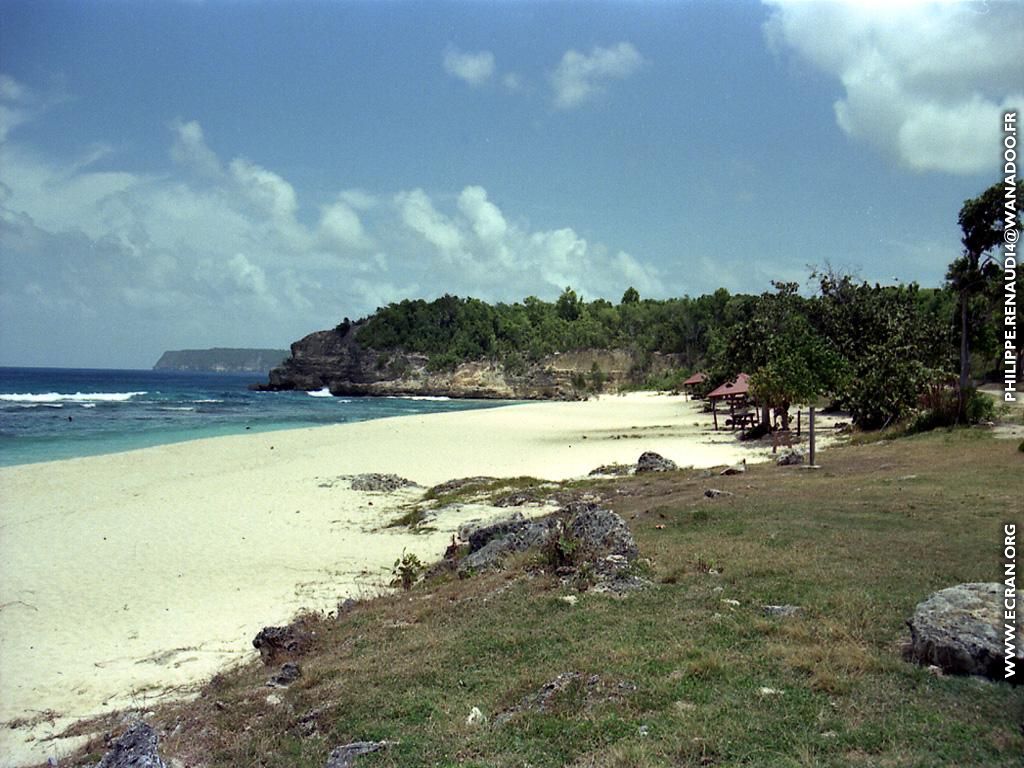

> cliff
[254,324,682,399]
[154,348,290,374]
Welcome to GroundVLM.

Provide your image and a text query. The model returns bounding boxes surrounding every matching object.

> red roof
[682,372,707,386]
[707,372,751,399]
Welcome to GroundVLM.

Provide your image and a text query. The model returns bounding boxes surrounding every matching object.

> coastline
[0,392,781,765]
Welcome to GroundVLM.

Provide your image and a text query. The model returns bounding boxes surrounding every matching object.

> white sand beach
[0,393,789,765]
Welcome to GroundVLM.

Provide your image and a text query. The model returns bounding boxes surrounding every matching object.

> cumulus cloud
[0,74,36,142]
[763,0,1024,174]
[319,197,372,250]
[443,46,496,87]
[550,42,643,109]
[170,119,222,178]
[0,104,663,366]
[394,185,660,298]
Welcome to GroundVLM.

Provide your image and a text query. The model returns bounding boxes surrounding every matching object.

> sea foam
[0,391,147,403]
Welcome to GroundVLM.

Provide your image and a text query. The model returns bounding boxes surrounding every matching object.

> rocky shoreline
[252,323,684,400]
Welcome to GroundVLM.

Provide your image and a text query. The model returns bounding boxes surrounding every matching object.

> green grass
[53,430,1023,767]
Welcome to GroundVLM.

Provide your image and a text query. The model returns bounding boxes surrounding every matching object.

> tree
[948,180,1022,392]
[555,286,583,321]
[620,286,640,304]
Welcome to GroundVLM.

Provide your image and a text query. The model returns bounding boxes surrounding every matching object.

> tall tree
[948,180,1022,392]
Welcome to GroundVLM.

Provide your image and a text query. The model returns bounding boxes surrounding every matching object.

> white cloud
[0,74,35,142]
[319,198,372,250]
[550,42,643,110]
[763,0,1024,174]
[443,47,496,87]
[170,119,222,178]
[228,157,298,220]
[0,107,664,366]
[395,185,661,299]
[502,73,524,92]
[395,188,465,260]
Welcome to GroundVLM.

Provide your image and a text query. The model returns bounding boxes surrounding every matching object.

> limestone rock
[268,662,302,688]
[704,488,732,499]
[906,582,1021,681]
[720,463,746,476]
[762,604,802,618]
[95,723,167,768]
[588,463,634,477]
[635,451,678,473]
[776,449,804,466]
[325,741,395,768]
[253,622,313,665]
[458,515,557,575]
[566,503,639,563]
[349,473,416,492]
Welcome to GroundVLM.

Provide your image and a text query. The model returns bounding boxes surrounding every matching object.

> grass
[48,429,1023,767]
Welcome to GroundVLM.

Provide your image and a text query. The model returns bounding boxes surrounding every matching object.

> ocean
[0,367,514,467]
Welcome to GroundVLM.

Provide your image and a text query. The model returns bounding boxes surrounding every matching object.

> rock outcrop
[254,323,684,400]
[325,741,396,768]
[635,451,678,473]
[905,582,1021,681]
[95,722,167,768]
[457,503,644,594]
[253,620,313,665]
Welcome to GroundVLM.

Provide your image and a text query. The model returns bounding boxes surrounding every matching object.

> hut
[707,373,752,430]
[682,371,707,399]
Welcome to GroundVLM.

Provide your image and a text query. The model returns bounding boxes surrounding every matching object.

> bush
[964,388,996,423]
[392,550,423,590]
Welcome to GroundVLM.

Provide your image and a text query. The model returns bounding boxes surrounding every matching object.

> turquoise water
[0,367,514,467]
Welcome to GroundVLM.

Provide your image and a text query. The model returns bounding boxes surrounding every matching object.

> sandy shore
[0,392,785,765]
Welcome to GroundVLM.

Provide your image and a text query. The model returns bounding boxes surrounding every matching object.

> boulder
[325,741,395,768]
[704,488,733,499]
[458,516,558,575]
[720,463,746,476]
[776,450,804,466]
[349,473,416,492]
[566,503,639,562]
[587,463,634,477]
[906,582,1021,681]
[762,604,802,618]
[252,622,313,665]
[268,662,302,688]
[95,723,167,768]
[636,452,678,473]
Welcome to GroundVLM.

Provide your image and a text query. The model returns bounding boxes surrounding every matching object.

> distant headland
[153,348,289,374]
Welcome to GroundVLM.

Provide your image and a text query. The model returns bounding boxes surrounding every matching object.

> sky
[0,0,1021,369]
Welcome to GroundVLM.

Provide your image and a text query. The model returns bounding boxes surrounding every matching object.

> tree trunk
[959,292,970,391]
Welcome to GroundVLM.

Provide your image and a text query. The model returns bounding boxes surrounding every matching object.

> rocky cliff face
[255,324,682,400]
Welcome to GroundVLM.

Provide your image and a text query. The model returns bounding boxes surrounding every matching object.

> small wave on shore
[0,391,147,403]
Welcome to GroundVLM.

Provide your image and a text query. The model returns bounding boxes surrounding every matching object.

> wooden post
[808,406,816,466]
[712,399,718,430]
[797,409,801,437]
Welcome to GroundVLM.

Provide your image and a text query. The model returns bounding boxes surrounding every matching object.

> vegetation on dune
[58,431,1024,767]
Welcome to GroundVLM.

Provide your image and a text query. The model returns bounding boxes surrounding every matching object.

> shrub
[392,549,423,590]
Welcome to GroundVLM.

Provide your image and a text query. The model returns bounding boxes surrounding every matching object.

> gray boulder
[906,582,1021,681]
[252,622,312,665]
[268,661,302,688]
[95,723,167,768]
[636,452,678,473]
[349,473,416,492]
[776,450,804,466]
[566,503,639,562]
[458,516,558,576]
[325,741,396,768]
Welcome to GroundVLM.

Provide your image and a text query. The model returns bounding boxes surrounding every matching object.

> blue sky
[1,0,1021,368]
